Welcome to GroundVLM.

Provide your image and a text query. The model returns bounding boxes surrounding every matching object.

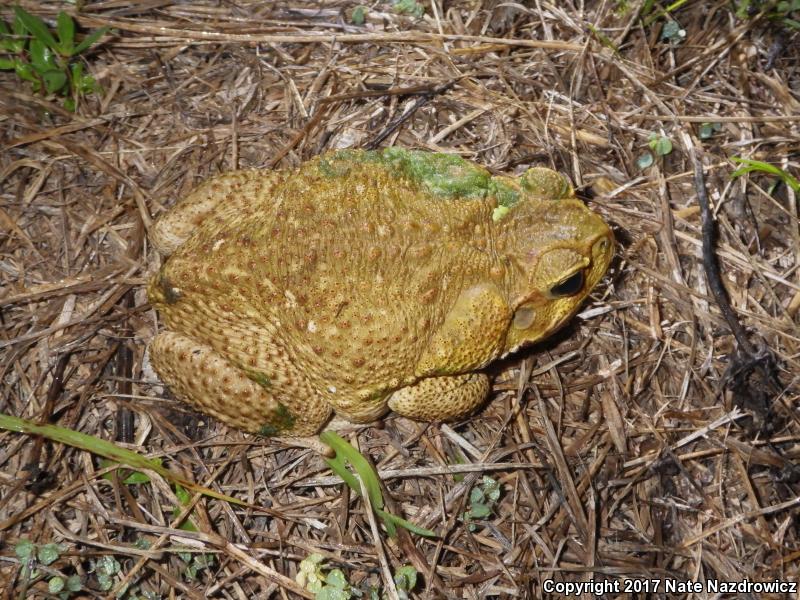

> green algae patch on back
[312,147,572,223]
[379,147,491,199]
[314,147,496,200]
[487,176,524,221]
[316,149,383,178]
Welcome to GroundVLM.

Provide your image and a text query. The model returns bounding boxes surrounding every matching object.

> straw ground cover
[1,1,799,597]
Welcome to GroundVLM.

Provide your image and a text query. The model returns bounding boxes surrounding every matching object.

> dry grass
[1,1,799,598]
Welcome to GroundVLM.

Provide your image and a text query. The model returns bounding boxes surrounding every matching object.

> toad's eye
[549,271,585,298]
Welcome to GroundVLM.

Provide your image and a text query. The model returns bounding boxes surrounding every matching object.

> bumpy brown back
[153,159,501,413]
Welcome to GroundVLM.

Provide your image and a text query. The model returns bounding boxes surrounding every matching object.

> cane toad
[147,148,613,436]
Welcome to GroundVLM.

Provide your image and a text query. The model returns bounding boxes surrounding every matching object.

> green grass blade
[320,431,437,538]
[29,38,56,73]
[0,412,245,506]
[14,6,57,50]
[731,156,784,177]
[664,0,689,12]
[731,156,800,192]
[12,10,27,37]
[324,446,364,495]
[320,431,384,510]
[73,26,109,55]
[377,509,436,537]
[56,12,74,56]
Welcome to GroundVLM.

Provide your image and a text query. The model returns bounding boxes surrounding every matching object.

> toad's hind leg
[149,332,331,436]
[151,169,284,256]
[387,373,490,422]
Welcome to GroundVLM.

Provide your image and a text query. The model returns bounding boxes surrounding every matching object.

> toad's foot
[387,373,490,421]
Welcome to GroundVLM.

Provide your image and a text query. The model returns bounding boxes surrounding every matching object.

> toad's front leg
[386,373,490,421]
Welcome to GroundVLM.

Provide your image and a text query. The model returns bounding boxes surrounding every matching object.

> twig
[115,291,135,444]
[680,131,785,428]
[682,132,755,356]
[266,103,331,169]
[359,471,400,600]
[320,82,463,104]
[679,495,800,549]
[75,18,584,51]
[364,79,459,150]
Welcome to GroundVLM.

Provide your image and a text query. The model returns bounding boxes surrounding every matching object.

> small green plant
[48,574,82,596]
[392,566,418,600]
[735,0,800,28]
[637,132,673,169]
[660,19,686,43]
[351,6,367,25]
[393,0,425,17]
[296,556,418,600]
[636,153,654,169]
[15,538,81,598]
[699,121,723,140]
[649,132,673,156]
[777,0,800,25]
[15,538,37,578]
[614,0,633,15]
[462,476,501,531]
[0,6,108,110]
[171,483,201,532]
[297,554,354,600]
[178,551,216,581]
[15,539,61,575]
[90,555,122,592]
[731,156,800,193]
